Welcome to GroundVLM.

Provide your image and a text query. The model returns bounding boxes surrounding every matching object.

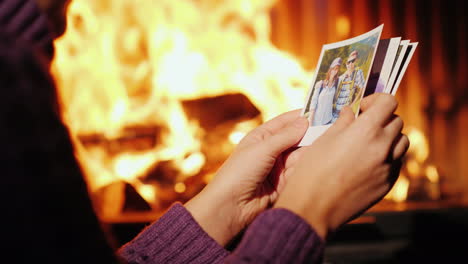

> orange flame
[385,127,439,203]
[52,0,310,217]
[385,174,410,203]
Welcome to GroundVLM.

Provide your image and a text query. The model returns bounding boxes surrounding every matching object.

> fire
[386,174,410,203]
[425,165,439,183]
[407,127,429,163]
[385,127,441,202]
[335,16,351,39]
[52,0,441,218]
[52,0,310,219]
[113,153,156,181]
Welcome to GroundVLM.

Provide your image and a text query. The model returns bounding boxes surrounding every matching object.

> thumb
[260,116,309,157]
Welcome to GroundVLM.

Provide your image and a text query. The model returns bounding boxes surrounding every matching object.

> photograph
[299,25,383,146]
[364,37,401,96]
[385,40,410,93]
[391,42,418,95]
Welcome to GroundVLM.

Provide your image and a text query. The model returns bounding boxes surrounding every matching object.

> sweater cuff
[118,203,229,264]
[227,208,325,263]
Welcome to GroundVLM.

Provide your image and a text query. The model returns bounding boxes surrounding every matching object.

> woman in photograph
[308,57,342,126]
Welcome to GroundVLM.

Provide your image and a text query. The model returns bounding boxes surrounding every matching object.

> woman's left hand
[185,110,308,245]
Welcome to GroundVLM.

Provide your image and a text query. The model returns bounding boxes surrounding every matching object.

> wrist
[274,188,329,240]
[185,185,240,246]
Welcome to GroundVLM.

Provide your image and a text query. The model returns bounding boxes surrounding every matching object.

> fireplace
[52,0,468,254]
[52,0,311,222]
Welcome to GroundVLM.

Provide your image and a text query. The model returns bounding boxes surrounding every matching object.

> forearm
[117,203,229,263]
[274,181,328,239]
[224,208,325,263]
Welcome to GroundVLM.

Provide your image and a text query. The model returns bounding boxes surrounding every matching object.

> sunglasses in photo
[346,59,356,65]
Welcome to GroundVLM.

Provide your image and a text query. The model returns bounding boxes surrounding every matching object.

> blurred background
[271,0,468,207]
[51,0,467,262]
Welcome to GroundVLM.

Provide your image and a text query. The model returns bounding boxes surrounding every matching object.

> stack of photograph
[300,24,418,146]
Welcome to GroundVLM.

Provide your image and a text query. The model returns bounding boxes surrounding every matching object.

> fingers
[391,134,410,160]
[388,158,403,186]
[284,147,306,169]
[324,106,354,137]
[239,109,304,147]
[360,93,396,111]
[260,116,309,156]
[359,94,398,127]
[333,106,355,130]
[259,109,303,135]
[384,115,404,141]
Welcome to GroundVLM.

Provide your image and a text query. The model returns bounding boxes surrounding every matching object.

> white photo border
[299,24,384,146]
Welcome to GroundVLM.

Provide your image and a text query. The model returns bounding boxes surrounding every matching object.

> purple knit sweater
[2,0,325,262]
[0,0,54,57]
[118,203,325,263]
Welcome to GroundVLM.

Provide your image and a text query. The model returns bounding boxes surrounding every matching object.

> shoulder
[0,32,52,89]
[0,32,59,123]
[0,0,54,57]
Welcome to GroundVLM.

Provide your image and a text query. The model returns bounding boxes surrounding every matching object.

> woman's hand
[275,94,409,239]
[186,110,309,245]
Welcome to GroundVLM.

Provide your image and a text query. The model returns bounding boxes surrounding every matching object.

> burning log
[144,160,180,186]
[182,93,262,173]
[78,125,164,155]
[92,181,154,220]
[181,93,261,130]
[123,184,152,212]
[93,181,125,219]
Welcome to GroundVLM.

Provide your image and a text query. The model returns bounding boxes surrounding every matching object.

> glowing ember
[52,0,310,218]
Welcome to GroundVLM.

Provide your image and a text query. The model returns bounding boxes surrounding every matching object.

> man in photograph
[332,50,365,122]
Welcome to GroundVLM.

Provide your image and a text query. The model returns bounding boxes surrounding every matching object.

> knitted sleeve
[117,203,229,264]
[0,0,54,57]
[224,208,325,263]
[118,204,324,264]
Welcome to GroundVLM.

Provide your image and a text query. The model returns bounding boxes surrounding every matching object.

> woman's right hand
[275,94,409,239]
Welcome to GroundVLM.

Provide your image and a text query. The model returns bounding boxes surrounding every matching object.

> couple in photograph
[307,50,365,126]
